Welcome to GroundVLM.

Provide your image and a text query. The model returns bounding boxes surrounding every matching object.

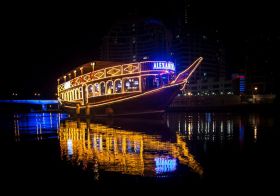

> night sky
[1,0,279,98]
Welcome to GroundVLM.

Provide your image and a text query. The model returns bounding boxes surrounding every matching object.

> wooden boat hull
[61,84,180,117]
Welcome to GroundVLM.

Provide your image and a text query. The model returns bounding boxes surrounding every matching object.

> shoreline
[1,101,279,114]
[168,103,279,113]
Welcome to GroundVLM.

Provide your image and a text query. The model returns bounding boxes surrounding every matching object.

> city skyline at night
[1,0,278,98]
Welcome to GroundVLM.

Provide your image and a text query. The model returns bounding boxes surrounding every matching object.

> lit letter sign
[153,61,175,71]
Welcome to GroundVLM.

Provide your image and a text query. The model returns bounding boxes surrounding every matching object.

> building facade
[172,26,232,95]
[100,17,172,62]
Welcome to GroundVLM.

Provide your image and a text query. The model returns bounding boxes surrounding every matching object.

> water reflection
[9,111,269,181]
[59,119,203,178]
[3,110,277,192]
[13,113,67,141]
[168,112,261,144]
[249,113,261,142]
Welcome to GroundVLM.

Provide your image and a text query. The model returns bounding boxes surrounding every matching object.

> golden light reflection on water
[59,119,203,178]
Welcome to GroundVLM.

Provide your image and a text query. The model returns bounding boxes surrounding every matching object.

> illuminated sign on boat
[64,81,71,89]
[153,62,175,71]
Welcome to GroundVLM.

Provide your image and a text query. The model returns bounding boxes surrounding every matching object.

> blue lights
[155,157,177,174]
[144,19,162,25]
[14,113,68,137]
[206,113,211,124]
[239,123,244,144]
[0,100,58,104]
[153,62,175,71]
[41,104,47,111]
[239,75,246,93]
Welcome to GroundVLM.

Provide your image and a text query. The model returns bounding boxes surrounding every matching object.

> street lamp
[253,86,258,103]
[254,86,258,94]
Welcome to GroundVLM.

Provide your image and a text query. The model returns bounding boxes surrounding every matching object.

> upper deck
[57,60,175,93]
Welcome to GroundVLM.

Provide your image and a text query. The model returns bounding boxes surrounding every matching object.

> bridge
[0,100,59,111]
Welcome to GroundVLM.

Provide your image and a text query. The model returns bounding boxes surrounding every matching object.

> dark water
[0,111,279,194]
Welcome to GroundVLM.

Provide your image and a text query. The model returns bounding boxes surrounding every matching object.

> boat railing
[172,57,203,86]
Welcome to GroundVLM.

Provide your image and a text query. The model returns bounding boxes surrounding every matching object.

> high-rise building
[172,25,230,95]
[170,0,230,96]
[173,27,225,76]
[100,17,172,62]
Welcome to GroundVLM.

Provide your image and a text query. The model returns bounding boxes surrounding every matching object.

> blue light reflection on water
[67,139,73,156]
[13,113,68,138]
[155,157,177,174]
[0,100,58,104]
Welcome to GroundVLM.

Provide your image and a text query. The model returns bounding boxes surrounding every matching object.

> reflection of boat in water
[82,116,174,137]
[59,118,203,178]
[13,113,68,141]
[57,57,202,117]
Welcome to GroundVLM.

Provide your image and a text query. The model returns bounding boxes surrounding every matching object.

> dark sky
[1,0,278,98]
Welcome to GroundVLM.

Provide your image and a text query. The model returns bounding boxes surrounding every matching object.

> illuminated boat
[57,57,203,117]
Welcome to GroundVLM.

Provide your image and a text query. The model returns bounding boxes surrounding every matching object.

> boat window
[100,82,105,95]
[106,80,114,95]
[124,77,139,92]
[70,91,73,101]
[79,87,83,99]
[76,89,79,99]
[143,76,158,91]
[114,79,122,93]
[72,90,75,100]
[73,90,76,100]
[155,75,161,87]
[88,84,93,98]
[94,83,100,96]
[161,74,169,86]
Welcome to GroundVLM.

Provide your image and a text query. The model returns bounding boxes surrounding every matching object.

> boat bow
[171,57,203,90]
